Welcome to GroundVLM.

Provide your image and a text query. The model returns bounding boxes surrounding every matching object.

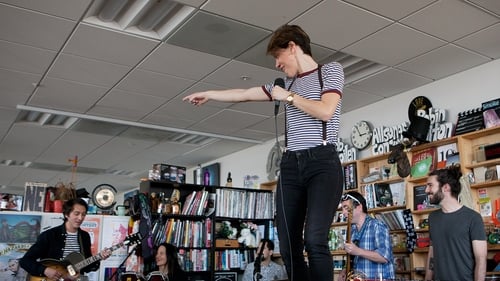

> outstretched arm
[183,86,269,106]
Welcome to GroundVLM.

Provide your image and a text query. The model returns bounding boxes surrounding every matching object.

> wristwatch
[286,92,295,105]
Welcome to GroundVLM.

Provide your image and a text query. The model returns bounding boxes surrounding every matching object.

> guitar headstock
[124,232,142,246]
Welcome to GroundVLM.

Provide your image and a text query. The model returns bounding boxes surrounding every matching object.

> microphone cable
[273,82,294,281]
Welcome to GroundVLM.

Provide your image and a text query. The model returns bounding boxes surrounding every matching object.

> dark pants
[276,144,343,281]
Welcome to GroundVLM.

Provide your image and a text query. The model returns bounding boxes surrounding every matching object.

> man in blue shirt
[339,191,394,280]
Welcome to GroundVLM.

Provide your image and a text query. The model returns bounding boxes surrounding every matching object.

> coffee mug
[116,205,126,216]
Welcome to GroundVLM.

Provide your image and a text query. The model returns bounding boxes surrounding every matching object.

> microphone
[274,78,285,116]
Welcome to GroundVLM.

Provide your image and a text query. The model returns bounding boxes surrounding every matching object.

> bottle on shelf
[195,164,202,185]
[226,172,233,187]
[204,169,210,186]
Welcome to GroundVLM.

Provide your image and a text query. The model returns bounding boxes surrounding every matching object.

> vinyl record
[408,96,432,122]
[92,183,117,209]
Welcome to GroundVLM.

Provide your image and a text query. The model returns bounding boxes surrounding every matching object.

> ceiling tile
[166,11,270,58]
[348,68,432,97]
[2,0,93,20]
[202,60,282,89]
[0,40,57,74]
[202,0,322,30]
[342,87,384,112]
[139,43,229,80]
[64,23,160,66]
[116,68,195,98]
[29,77,108,113]
[468,0,500,15]
[189,109,268,136]
[0,69,41,107]
[455,23,500,59]
[342,0,437,20]
[0,124,64,161]
[0,3,76,50]
[78,137,156,169]
[87,89,166,121]
[36,130,113,165]
[344,23,446,66]
[48,53,131,87]
[292,0,392,50]
[397,44,490,79]
[401,0,499,41]
[237,37,335,70]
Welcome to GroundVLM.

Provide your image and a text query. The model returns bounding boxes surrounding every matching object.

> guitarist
[20,198,112,280]
[338,191,395,281]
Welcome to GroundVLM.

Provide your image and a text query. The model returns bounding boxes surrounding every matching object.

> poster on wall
[0,243,31,280]
[98,216,132,280]
[0,213,42,281]
[0,213,41,244]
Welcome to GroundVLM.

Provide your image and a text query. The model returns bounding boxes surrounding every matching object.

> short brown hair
[267,25,312,57]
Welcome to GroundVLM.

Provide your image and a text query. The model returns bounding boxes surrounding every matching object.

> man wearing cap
[338,191,395,280]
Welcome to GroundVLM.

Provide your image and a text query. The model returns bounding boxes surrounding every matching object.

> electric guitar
[29,232,142,281]
[345,202,354,276]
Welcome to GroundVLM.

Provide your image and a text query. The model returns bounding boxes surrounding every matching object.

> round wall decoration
[91,183,117,209]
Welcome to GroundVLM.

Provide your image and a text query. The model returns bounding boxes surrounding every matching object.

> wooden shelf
[369,205,407,213]
[459,125,500,139]
[470,179,500,189]
[465,158,500,169]
[411,208,439,215]
[412,247,429,253]
[488,244,500,250]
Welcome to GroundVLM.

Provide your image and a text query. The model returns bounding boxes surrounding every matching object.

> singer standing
[183,24,344,281]
[242,239,287,281]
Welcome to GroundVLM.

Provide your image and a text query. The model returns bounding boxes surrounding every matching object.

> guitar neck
[74,242,124,270]
[345,203,353,274]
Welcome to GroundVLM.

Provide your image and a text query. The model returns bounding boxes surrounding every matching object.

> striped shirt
[263,62,344,151]
[63,232,80,258]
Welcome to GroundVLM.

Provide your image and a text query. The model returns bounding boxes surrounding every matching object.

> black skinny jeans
[276,144,343,281]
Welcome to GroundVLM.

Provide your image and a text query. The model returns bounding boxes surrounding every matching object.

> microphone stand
[109,247,136,281]
[253,244,265,281]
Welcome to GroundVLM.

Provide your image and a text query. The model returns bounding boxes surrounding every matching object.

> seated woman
[152,243,188,281]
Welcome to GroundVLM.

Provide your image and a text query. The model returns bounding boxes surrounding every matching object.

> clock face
[351,121,373,150]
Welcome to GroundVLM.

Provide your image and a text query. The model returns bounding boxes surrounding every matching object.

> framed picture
[215,272,237,281]
[0,194,24,211]
[194,163,220,186]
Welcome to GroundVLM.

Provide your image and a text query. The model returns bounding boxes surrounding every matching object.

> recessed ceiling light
[240,76,251,81]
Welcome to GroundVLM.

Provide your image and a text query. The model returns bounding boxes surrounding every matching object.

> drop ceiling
[0,0,499,195]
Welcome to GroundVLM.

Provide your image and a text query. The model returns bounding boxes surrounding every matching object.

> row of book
[151,218,212,248]
[373,209,406,231]
[411,143,459,178]
[215,189,274,219]
[214,249,254,271]
[362,181,406,209]
[178,248,211,272]
[343,163,357,191]
[181,189,215,216]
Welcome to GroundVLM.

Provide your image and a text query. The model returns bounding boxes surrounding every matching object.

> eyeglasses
[341,193,361,206]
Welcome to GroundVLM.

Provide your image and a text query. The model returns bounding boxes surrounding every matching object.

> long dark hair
[157,243,184,278]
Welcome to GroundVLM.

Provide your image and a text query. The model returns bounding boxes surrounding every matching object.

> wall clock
[92,184,117,209]
[351,120,373,150]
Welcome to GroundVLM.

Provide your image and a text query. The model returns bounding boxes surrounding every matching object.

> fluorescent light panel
[16,105,263,144]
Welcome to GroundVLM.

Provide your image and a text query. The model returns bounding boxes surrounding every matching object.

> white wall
[191,59,500,188]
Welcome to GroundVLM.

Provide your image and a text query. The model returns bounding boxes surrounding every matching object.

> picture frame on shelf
[214,271,237,281]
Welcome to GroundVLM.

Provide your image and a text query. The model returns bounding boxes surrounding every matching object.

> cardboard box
[153,163,186,183]
[215,239,239,248]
